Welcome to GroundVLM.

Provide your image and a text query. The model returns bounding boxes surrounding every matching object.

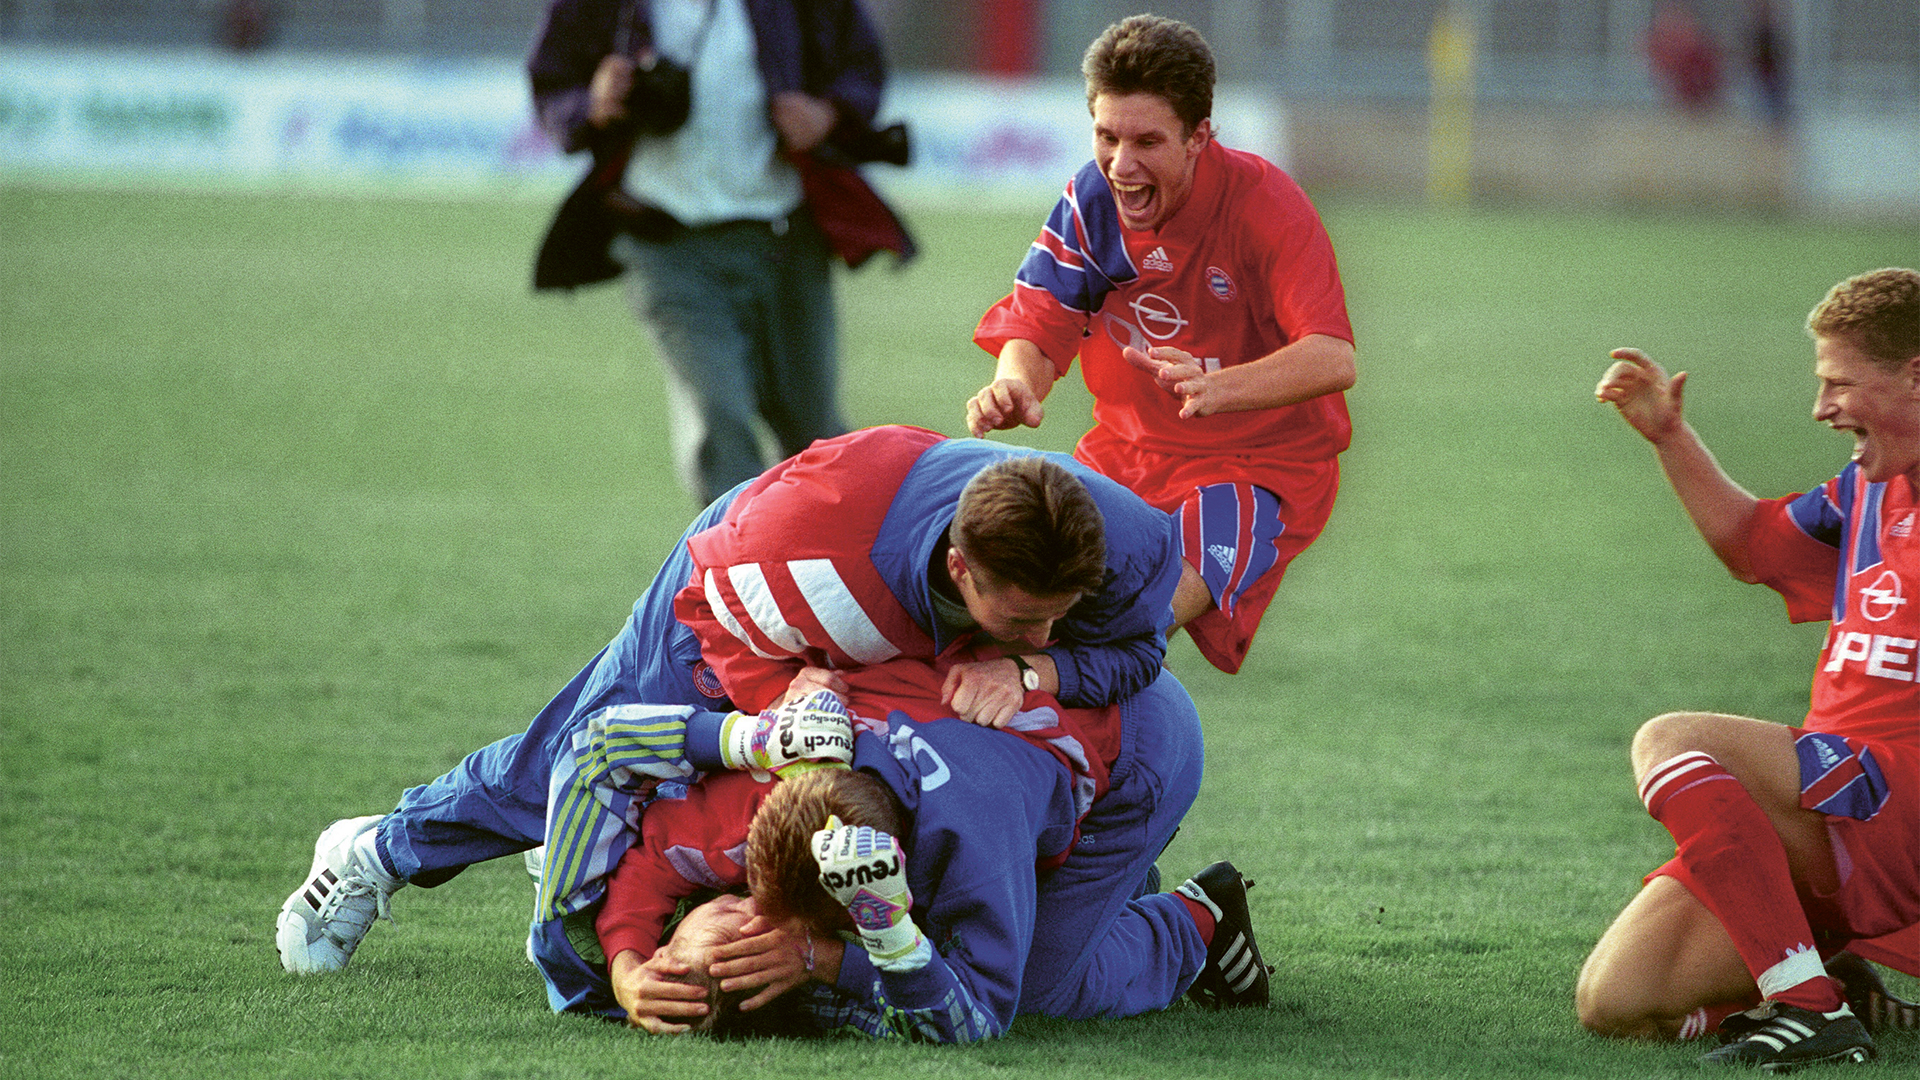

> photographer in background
[528,0,911,504]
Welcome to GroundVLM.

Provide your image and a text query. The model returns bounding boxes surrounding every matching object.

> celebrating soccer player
[1579,268,1920,1070]
[966,14,1356,675]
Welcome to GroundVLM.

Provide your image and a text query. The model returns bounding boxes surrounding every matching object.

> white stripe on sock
[1639,752,1718,807]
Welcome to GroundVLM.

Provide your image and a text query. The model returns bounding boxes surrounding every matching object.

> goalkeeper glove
[719,689,855,776]
[812,815,930,972]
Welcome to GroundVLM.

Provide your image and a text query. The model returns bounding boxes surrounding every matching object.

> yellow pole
[1427,4,1475,205]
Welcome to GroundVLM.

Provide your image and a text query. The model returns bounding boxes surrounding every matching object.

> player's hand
[780,666,850,707]
[1124,345,1219,418]
[705,916,810,1010]
[588,53,637,128]
[609,948,710,1034]
[966,378,1045,437]
[771,91,836,154]
[812,816,929,971]
[1596,347,1688,444]
[939,658,1024,728]
[720,688,854,775]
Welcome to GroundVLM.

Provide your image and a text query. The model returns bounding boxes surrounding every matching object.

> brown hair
[949,456,1107,600]
[1082,13,1215,134]
[747,768,907,931]
[1806,268,1920,371]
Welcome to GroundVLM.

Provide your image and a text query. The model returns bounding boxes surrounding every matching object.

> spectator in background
[1647,1,1724,114]
[1747,0,1790,130]
[217,0,275,51]
[526,0,910,505]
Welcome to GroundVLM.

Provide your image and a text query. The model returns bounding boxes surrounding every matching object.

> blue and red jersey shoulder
[975,140,1353,462]
[677,425,946,710]
[1750,464,1917,744]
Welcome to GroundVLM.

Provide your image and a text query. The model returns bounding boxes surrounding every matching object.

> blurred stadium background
[2,0,1914,215]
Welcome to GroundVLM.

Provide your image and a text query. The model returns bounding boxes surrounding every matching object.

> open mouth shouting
[1092,92,1209,234]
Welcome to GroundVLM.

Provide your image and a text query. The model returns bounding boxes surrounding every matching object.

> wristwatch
[1009,654,1040,692]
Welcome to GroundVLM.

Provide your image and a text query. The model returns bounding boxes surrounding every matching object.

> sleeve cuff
[684,710,732,772]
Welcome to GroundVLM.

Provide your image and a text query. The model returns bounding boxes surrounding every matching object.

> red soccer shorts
[1072,432,1339,674]
[1647,731,1920,977]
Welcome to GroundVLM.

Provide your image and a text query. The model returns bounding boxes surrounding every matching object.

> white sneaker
[275,816,399,974]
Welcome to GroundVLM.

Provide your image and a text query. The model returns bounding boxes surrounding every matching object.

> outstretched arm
[967,339,1057,437]
[1596,348,1762,582]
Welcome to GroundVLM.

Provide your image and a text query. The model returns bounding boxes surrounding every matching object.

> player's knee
[1574,977,1664,1041]
[1629,712,1711,778]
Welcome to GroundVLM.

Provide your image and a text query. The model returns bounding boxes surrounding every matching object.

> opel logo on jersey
[1127,292,1190,340]
[1860,569,1906,623]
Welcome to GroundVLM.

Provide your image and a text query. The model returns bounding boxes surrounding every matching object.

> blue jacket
[526,0,911,281]
[677,427,1181,712]
[821,714,1083,1041]
[527,0,889,157]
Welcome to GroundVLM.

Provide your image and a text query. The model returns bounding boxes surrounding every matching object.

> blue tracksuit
[799,667,1208,1041]
[365,429,1184,1014]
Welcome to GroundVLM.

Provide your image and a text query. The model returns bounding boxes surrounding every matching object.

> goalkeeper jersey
[590,661,1120,1041]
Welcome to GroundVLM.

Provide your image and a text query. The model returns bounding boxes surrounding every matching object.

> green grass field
[2,182,1915,1079]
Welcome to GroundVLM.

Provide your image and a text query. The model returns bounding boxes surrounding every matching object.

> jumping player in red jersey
[966,14,1355,674]
[1580,268,1920,1070]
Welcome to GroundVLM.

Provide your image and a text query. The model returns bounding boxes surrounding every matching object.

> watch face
[1022,667,1040,691]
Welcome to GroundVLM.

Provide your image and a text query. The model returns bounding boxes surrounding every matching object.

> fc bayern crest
[1206,266,1237,302]
[692,660,727,700]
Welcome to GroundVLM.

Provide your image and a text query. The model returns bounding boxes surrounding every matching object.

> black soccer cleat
[1702,1001,1874,1072]
[1826,951,1920,1036]
[1175,860,1271,1009]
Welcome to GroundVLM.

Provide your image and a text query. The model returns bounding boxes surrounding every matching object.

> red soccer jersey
[1748,466,1919,747]
[675,426,942,713]
[974,138,1354,469]
[594,769,773,962]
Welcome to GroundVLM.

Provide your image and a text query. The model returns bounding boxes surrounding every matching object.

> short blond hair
[746,768,906,931]
[1806,268,1920,371]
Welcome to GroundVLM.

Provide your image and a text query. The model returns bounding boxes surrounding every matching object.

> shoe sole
[1756,1045,1873,1074]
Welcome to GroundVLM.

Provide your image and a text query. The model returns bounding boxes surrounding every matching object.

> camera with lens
[824,121,911,167]
[625,53,692,138]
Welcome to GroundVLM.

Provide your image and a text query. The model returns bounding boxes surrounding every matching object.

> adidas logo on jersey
[1208,543,1237,573]
[1893,512,1914,538]
[1143,246,1174,272]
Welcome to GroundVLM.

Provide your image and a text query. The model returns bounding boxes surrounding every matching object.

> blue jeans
[617,210,847,504]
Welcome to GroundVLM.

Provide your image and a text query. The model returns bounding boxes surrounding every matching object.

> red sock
[1640,752,1842,1014]
[1179,894,1216,945]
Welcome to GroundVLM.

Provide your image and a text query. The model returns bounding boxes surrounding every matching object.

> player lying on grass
[966,14,1356,675]
[589,659,1268,1041]
[275,425,1185,1014]
[1579,268,1920,1071]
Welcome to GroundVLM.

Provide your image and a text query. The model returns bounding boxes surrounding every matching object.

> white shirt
[623,0,803,225]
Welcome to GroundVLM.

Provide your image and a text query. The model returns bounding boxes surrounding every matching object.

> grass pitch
[1,182,1915,1078]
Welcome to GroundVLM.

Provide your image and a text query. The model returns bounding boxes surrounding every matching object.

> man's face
[948,548,1079,650]
[1091,91,1209,232]
[1811,335,1920,484]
